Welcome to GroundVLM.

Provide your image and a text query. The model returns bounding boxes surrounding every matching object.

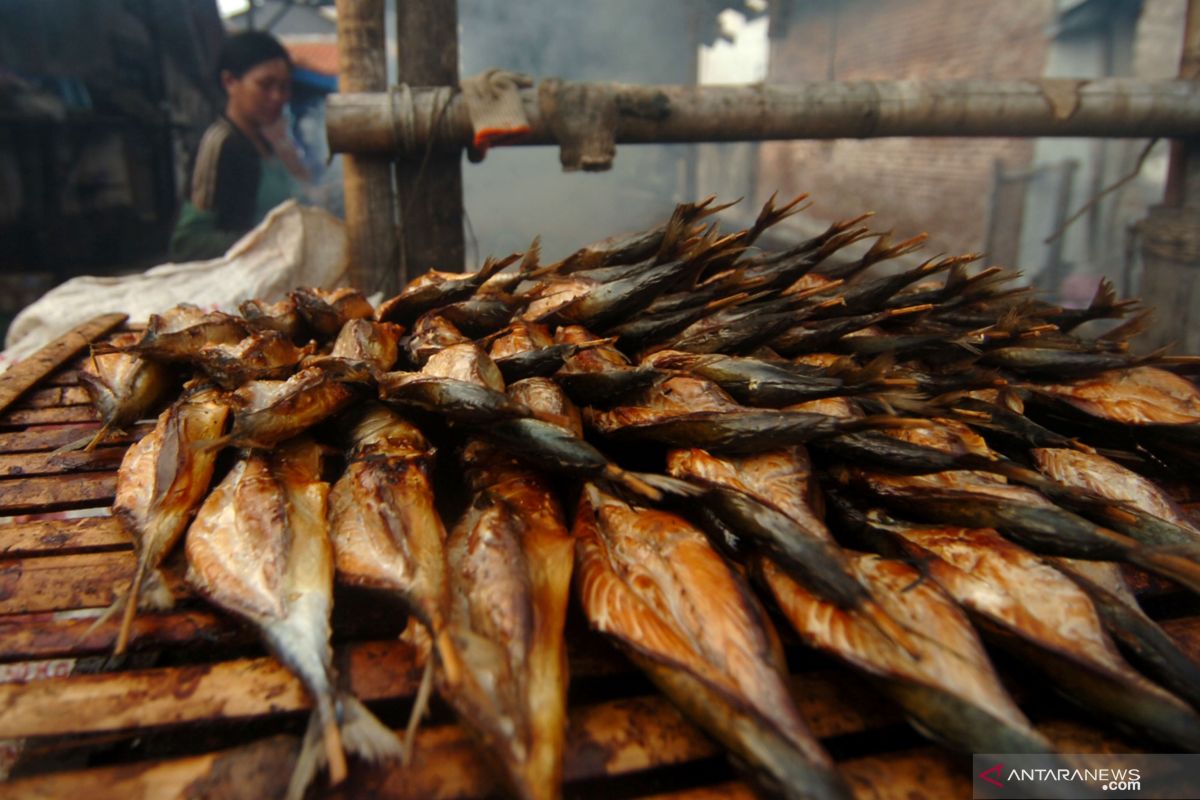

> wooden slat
[0,314,127,417]
[0,685,898,800]
[0,472,116,514]
[0,516,126,557]
[0,406,99,427]
[0,423,150,455]
[0,551,168,615]
[0,608,239,662]
[11,385,91,409]
[0,639,420,740]
[0,447,127,479]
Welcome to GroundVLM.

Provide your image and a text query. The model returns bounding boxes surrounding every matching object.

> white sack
[2,201,349,367]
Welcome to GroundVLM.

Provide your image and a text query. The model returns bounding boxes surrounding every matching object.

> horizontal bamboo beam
[327,78,1200,156]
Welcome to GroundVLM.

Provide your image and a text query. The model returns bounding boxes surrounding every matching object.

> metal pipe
[327,79,1200,156]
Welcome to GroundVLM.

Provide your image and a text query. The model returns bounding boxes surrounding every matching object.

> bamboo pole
[394,0,464,280]
[334,0,399,294]
[327,78,1200,156]
[1138,0,1200,352]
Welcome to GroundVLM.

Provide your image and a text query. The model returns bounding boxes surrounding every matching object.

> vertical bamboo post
[335,0,399,294]
[395,0,465,279]
[1138,0,1200,352]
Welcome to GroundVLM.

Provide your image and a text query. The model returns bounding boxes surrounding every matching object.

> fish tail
[113,557,148,656]
[746,192,810,244]
[83,420,115,453]
[319,695,348,786]
[340,693,404,764]
[286,710,327,800]
[604,463,662,502]
[434,626,463,687]
[52,433,97,454]
[629,471,706,500]
[402,656,435,765]
[1132,548,1200,596]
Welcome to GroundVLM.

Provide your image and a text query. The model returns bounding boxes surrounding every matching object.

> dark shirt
[169,116,264,261]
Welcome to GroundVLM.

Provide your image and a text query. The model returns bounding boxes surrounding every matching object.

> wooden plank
[0,639,421,739]
[0,422,150,455]
[0,551,174,615]
[0,447,127,479]
[11,385,91,409]
[0,406,99,427]
[0,682,896,800]
[0,516,126,557]
[0,472,116,515]
[0,314,127,417]
[0,608,240,662]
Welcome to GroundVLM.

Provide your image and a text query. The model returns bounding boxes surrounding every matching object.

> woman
[170,31,308,262]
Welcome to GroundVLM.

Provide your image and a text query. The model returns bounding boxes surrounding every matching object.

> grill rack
[0,342,1197,799]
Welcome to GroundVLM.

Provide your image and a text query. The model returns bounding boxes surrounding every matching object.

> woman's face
[223,57,291,128]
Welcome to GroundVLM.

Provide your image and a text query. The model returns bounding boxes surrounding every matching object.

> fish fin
[517,236,542,276]
[1098,309,1153,343]
[1131,548,1200,596]
[745,192,811,245]
[78,590,129,648]
[81,422,114,453]
[475,251,522,284]
[53,433,98,454]
[603,464,662,502]
[113,558,149,656]
[341,693,404,764]
[402,656,435,765]
[630,472,706,500]
[286,710,327,800]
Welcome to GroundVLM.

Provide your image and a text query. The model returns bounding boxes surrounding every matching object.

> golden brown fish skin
[79,332,174,450]
[291,286,375,340]
[506,378,583,436]
[329,405,456,674]
[437,492,546,799]
[186,439,402,798]
[460,438,574,799]
[1052,557,1200,711]
[240,296,304,340]
[486,321,555,360]
[405,312,471,366]
[762,553,1056,755]
[128,304,249,362]
[192,330,316,389]
[1037,366,1200,425]
[376,253,520,326]
[110,382,230,654]
[573,484,849,800]
[223,367,356,449]
[421,342,507,392]
[303,319,405,382]
[1033,447,1200,541]
[888,524,1200,751]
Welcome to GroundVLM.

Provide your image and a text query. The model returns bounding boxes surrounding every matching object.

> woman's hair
[217,30,292,81]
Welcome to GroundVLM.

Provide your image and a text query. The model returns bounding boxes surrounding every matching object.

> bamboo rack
[0,334,1197,798]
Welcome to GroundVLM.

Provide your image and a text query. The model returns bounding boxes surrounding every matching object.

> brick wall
[761,0,1056,259]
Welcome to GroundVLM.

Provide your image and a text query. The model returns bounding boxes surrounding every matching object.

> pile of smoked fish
[64,195,1200,799]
